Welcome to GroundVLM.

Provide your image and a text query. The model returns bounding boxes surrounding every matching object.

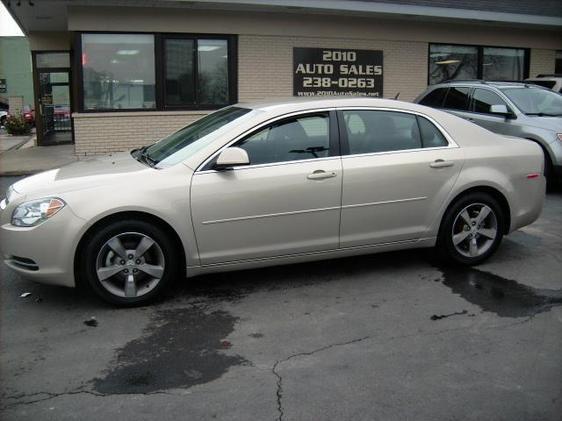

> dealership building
[4,0,562,154]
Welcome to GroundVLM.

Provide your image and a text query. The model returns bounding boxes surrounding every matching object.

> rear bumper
[509,175,546,233]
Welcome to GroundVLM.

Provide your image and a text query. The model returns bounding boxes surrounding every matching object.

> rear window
[443,87,471,111]
[419,88,447,107]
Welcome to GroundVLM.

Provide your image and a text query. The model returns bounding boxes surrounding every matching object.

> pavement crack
[1,388,174,410]
[271,335,370,421]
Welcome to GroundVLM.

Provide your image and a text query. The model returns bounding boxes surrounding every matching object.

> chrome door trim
[201,205,341,225]
[341,196,427,210]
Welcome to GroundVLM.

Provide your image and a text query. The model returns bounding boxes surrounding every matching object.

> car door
[190,110,342,264]
[469,88,519,136]
[338,109,464,248]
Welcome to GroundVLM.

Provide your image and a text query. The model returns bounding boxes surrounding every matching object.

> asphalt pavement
[0,175,561,421]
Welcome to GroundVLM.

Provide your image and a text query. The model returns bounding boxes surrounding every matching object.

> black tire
[79,219,179,306]
[540,148,557,190]
[437,192,504,265]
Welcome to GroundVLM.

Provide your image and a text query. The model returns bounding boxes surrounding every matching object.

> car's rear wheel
[437,192,504,265]
[80,220,178,306]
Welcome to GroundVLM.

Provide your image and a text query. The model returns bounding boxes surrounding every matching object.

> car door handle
[307,170,337,180]
[430,159,454,169]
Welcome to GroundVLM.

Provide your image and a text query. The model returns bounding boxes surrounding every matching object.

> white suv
[524,74,562,94]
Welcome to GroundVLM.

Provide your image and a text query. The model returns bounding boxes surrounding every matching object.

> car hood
[522,116,562,133]
[11,152,151,199]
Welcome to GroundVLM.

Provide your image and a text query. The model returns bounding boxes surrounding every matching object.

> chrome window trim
[194,106,458,174]
[336,106,459,148]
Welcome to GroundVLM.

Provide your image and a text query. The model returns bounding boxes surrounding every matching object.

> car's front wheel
[80,219,179,306]
[437,192,504,265]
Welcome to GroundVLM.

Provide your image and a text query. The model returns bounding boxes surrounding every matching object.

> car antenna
[394,92,400,100]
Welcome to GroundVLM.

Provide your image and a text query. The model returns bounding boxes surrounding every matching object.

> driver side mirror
[490,104,515,119]
[214,147,250,170]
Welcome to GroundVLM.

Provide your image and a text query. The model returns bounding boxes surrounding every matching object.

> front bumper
[0,206,85,287]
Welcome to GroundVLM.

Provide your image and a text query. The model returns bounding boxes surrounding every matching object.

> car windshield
[501,87,562,116]
[140,106,254,168]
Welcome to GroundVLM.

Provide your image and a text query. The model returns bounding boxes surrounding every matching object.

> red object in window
[526,173,540,179]
[82,53,88,66]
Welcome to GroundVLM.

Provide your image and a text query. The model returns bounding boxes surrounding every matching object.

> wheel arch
[440,186,511,236]
[73,211,187,287]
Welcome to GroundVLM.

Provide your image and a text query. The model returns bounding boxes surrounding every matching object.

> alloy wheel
[451,203,498,258]
[95,232,165,298]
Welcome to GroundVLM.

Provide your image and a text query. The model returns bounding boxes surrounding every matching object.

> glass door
[38,71,71,144]
[33,52,73,145]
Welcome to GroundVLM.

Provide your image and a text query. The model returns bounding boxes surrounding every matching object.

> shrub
[5,115,31,136]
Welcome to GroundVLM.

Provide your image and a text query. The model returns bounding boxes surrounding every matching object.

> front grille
[9,256,39,271]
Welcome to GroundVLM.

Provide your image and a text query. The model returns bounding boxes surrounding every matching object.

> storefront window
[429,45,478,85]
[79,33,234,112]
[163,38,229,108]
[197,39,229,105]
[81,34,156,110]
[165,39,195,106]
[482,47,525,81]
[429,44,529,85]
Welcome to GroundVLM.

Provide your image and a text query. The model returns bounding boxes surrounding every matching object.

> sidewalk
[0,130,36,153]
[0,143,77,176]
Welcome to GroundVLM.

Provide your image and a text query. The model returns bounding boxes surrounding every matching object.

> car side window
[416,116,448,148]
[472,88,509,114]
[236,113,330,165]
[419,88,447,108]
[342,110,422,155]
[443,87,471,111]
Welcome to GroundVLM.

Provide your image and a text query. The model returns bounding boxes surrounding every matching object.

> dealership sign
[293,48,383,97]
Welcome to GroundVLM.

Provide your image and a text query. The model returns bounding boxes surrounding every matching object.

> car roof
[429,80,544,89]
[236,96,425,113]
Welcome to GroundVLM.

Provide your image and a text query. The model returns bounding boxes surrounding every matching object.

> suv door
[338,109,464,247]
[469,88,518,136]
[191,111,342,264]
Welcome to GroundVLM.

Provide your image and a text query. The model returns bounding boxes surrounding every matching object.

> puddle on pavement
[437,265,562,318]
[92,307,247,394]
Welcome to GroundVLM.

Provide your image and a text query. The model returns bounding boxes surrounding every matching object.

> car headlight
[11,198,66,227]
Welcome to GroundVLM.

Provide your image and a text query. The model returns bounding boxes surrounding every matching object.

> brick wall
[239,35,428,102]
[73,111,207,156]
[529,49,556,78]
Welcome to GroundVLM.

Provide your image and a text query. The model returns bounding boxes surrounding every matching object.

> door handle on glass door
[430,159,454,169]
[307,170,337,180]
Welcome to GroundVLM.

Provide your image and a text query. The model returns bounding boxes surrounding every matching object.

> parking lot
[0,175,561,421]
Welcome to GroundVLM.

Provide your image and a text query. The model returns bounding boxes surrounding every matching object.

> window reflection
[81,34,156,110]
[165,39,195,106]
[429,45,478,85]
[197,40,229,105]
[482,48,524,81]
